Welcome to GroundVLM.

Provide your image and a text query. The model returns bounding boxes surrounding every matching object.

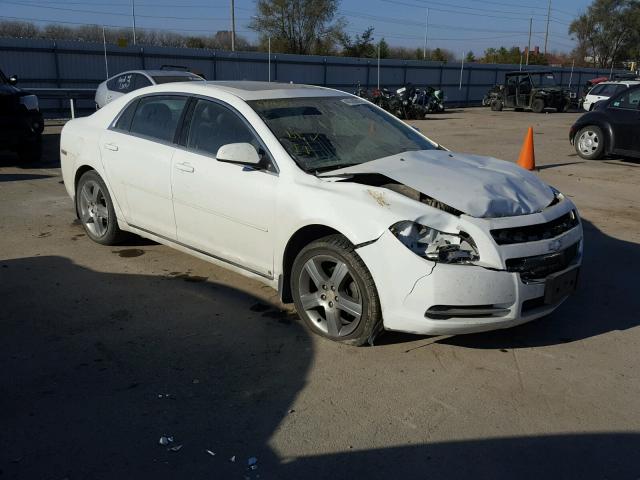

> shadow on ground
[0,255,311,479]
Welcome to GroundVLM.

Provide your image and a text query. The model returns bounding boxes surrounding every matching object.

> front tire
[291,234,382,346]
[575,126,605,160]
[76,170,126,245]
[532,98,545,113]
[490,99,503,111]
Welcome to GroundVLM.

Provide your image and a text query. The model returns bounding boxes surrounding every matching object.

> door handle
[104,143,119,151]
[175,162,195,173]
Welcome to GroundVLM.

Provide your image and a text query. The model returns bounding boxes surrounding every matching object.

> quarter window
[187,99,261,157]
[113,100,138,131]
[107,73,136,93]
[129,95,188,142]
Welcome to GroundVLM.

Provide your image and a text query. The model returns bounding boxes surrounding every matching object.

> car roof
[134,81,346,101]
[116,70,200,77]
[597,80,640,86]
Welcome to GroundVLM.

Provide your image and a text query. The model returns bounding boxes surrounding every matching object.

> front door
[100,94,188,239]
[607,88,640,154]
[171,98,277,277]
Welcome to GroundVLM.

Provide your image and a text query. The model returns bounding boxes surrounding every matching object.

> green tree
[464,51,476,63]
[339,26,376,58]
[249,0,343,55]
[377,37,390,59]
[569,0,640,67]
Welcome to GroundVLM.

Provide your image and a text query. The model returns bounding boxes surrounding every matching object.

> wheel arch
[575,120,614,154]
[279,224,346,303]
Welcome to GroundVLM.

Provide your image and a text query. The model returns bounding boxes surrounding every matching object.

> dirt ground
[1,109,639,479]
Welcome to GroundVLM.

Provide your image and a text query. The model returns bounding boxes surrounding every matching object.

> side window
[133,74,152,90]
[187,99,261,158]
[610,89,640,110]
[113,100,139,131]
[129,95,188,143]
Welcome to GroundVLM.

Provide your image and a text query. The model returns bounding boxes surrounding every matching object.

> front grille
[506,242,579,280]
[491,210,579,245]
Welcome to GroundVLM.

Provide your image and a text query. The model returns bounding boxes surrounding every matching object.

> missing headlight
[390,221,479,264]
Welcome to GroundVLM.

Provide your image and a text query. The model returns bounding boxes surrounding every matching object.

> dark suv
[0,68,44,162]
[491,71,570,113]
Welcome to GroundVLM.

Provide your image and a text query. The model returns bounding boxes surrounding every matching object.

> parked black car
[570,83,640,160]
[491,71,570,113]
[0,68,44,162]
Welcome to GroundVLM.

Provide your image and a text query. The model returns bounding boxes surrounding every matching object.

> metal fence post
[438,63,443,89]
[366,61,370,89]
[53,41,62,116]
[274,56,278,81]
[140,47,146,69]
[323,58,327,86]
[465,64,471,106]
[212,52,217,80]
[403,62,407,85]
[70,98,75,119]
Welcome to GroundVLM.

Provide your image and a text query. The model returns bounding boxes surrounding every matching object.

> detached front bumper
[357,223,582,336]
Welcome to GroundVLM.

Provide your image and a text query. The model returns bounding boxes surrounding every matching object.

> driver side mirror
[9,75,18,85]
[216,143,261,167]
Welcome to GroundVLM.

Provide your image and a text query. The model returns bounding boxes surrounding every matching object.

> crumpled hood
[320,150,555,218]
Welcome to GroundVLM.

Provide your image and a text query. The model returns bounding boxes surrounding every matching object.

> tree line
[0,0,637,67]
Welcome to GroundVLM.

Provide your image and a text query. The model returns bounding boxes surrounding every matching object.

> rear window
[151,75,202,84]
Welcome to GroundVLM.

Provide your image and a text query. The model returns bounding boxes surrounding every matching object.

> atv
[490,71,570,113]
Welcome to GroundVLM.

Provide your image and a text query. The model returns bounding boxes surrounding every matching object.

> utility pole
[423,8,429,60]
[230,0,236,51]
[544,0,551,55]
[131,0,137,45]
[526,17,532,65]
[102,26,109,78]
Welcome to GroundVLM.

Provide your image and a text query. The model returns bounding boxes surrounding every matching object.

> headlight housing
[19,94,39,111]
[390,221,479,264]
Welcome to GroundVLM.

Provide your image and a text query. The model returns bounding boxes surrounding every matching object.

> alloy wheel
[78,179,109,237]
[297,255,363,337]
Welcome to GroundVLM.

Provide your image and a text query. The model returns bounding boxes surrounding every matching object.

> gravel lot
[1,108,639,479]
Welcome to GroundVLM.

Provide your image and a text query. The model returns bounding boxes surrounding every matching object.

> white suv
[582,80,640,111]
[95,70,203,109]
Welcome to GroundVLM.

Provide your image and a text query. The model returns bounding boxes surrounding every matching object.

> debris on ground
[158,436,174,446]
[230,455,236,462]
[248,456,258,470]
[205,449,216,456]
[168,444,183,452]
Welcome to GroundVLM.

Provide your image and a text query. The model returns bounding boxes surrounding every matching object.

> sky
[0,0,594,56]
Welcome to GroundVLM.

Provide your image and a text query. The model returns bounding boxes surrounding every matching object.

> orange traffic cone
[517,127,536,171]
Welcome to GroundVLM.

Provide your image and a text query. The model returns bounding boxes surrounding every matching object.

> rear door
[100,94,188,239]
[607,88,640,154]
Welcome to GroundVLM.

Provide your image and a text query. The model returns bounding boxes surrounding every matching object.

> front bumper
[356,206,583,336]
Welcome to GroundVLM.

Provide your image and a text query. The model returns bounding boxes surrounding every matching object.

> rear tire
[291,234,382,346]
[76,170,126,245]
[574,126,605,160]
[490,99,503,111]
[532,98,545,113]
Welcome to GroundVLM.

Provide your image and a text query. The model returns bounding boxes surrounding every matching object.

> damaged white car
[60,81,583,345]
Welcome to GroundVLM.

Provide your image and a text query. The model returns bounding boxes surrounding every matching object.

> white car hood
[320,150,555,218]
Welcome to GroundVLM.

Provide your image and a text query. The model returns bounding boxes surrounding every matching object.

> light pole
[131,0,137,45]
[423,8,429,60]
[544,0,551,55]
[230,0,236,51]
[526,17,532,65]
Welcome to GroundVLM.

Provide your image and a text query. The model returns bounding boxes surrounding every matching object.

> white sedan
[94,69,203,109]
[61,81,583,345]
